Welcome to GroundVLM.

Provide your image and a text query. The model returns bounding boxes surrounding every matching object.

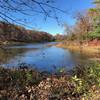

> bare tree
[74,12,92,43]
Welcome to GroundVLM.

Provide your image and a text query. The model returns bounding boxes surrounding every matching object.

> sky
[28,0,94,35]
[0,0,94,35]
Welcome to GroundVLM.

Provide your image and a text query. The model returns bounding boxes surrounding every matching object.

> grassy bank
[56,42,100,54]
[0,62,100,100]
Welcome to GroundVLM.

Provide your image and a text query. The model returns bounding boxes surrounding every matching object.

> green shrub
[73,62,100,86]
[87,27,100,39]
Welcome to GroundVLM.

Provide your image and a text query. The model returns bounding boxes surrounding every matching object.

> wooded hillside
[0,21,54,43]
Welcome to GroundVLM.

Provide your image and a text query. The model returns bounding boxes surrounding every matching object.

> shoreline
[0,62,100,100]
[56,42,100,54]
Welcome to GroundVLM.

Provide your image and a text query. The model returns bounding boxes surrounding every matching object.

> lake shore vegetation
[0,21,54,45]
[0,61,100,100]
[55,0,100,54]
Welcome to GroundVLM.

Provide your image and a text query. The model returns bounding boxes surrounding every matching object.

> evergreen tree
[88,0,100,39]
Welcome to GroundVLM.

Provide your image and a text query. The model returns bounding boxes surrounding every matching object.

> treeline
[0,21,54,43]
[58,0,100,42]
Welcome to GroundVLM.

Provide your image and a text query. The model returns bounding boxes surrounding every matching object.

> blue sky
[0,0,94,35]
[28,0,94,35]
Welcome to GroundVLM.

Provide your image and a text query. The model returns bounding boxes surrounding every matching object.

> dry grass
[56,43,100,54]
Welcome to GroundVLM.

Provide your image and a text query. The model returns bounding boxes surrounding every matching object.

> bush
[87,27,100,39]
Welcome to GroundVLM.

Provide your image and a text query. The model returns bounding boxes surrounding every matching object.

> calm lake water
[0,42,98,72]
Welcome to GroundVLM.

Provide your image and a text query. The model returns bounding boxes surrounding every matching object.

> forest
[0,21,54,44]
[56,0,100,43]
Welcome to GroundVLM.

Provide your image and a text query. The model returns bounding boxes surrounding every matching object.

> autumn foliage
[0,21,54,43]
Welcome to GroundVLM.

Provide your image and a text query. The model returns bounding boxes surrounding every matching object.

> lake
[0,42,98,73]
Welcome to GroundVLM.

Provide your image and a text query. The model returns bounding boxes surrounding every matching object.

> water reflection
[0,43,98,72]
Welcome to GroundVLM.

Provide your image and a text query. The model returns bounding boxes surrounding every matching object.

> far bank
[56,40,100,57]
